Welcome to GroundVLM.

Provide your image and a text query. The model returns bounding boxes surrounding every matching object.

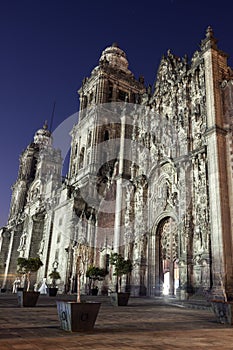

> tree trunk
[77,273,81,303]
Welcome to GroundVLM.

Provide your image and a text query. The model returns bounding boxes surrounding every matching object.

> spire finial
[201,26,218,51]
[43,120,48,130]
[112,42,119,48]
[49,101,56,132]
[206,26,214,39]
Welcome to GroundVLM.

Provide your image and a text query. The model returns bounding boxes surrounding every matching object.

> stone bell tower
[79,42,144,111]
[0,122,62,290]
[201,27,233,298]
[68,42,145,192]
[67,43,145,266]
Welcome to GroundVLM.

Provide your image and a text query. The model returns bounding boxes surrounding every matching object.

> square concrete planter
[48,287,58,296]
[56,301,101,332]
[110,292,130,306]
[211,300,233,324]
[17,291,40,307]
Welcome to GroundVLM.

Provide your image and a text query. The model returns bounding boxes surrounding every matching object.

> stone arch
[103,129,109,141]
[148,214,178,296]
[147,160,179,228]
[28,180,41,202]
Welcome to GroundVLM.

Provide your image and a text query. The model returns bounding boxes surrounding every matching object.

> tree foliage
[17,257,43,273]
[17,257,43,291]
[48,270,61,287]
[86,266,107,290]
[49,270,61,280]
[109,253,132,278]
[86,266,108,281]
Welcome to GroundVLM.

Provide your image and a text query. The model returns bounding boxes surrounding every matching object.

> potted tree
[86,265,108,296]
[17,256,43,307]
[109,252,132,306]
[48,270,61,296]
[56,241,101,332]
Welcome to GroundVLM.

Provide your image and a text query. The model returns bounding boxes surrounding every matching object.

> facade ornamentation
[1,28,233,300]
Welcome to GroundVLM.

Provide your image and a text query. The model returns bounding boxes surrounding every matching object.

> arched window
[79,147,85,168]
[82,95,87,110]
[74,144,78,156]
[57,233,61,244]
[104,130,109,141]
[108,83,113,100]
[87,131,92,147]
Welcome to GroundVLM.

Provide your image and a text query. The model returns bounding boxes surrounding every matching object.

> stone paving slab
[0,294,232,349]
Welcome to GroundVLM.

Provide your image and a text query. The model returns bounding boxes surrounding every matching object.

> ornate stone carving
[1,32,233,299]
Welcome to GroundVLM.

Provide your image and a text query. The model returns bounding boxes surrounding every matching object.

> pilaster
[202,27,233,297]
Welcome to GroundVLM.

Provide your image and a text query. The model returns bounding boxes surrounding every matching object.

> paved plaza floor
[0,293,232,349]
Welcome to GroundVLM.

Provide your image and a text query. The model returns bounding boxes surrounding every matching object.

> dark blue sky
[1,0,233,226]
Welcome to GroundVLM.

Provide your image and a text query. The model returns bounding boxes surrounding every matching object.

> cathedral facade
[1,27,233,299]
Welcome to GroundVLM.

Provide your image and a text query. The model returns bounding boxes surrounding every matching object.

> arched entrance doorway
[155,217,179,296]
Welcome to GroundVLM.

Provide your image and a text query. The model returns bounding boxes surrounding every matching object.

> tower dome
[34,121,52,146]
[99,43,130,73]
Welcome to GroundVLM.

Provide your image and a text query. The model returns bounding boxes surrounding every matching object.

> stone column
[113,114,126,250]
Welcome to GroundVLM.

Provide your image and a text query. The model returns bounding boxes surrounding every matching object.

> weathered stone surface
[0,28,232,300]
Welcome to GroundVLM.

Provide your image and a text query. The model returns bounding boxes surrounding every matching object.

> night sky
[1,0,233,227]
